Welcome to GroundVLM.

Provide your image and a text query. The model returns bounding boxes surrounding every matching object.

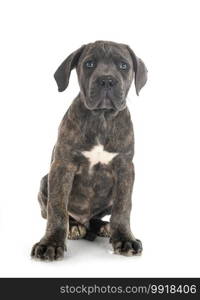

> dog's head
[54,41,147,111]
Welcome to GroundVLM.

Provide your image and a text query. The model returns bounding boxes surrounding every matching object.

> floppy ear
[127,46,148,96]
[54,45,85,92]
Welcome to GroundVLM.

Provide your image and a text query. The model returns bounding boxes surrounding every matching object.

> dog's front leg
[110,159,142,256]
[31,161,76,261]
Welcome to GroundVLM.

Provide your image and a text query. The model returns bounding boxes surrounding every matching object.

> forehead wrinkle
[102,43,112,56]
[95,42,112,57]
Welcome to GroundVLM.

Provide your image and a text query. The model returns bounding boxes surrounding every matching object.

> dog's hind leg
[89,218,111,238]
[84,215,111,241]
[68,218,110,241]
[38,174,48,219]
[68,216,87,240]
[37,148,56,219]
[88,207,111,238]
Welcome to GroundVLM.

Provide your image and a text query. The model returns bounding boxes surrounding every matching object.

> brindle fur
[31,41,147,260]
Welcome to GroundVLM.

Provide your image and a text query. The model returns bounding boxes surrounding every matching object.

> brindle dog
[31,41,147,260]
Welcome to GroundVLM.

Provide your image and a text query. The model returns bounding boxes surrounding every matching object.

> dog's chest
[69,144,117,225]
[81,143,118,171]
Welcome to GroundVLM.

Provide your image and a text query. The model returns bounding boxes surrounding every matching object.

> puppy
[31,41,147,260]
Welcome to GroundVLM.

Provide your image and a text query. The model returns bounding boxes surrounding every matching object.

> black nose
[98,76,117,89]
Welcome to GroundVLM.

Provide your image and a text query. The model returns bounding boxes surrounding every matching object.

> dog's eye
[119,62,128,70]
[85,60,95,68]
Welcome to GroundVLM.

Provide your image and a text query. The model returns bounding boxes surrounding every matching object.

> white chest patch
[82,143,118,170]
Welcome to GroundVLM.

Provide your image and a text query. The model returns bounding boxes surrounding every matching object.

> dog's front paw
[111,238,142,256]
[31,239,66,261]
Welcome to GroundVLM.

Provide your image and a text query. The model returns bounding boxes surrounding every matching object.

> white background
[0,0,200,277]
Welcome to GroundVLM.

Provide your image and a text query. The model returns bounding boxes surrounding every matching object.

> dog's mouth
[96,90,115,109]
[87,86,125,111]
